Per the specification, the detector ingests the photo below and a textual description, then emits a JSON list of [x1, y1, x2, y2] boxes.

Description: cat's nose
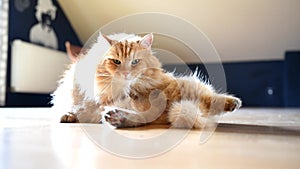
[[122, 72, 129, 78]]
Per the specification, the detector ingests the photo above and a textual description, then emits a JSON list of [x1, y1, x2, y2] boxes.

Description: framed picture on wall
[[1, 0, 82, 107]]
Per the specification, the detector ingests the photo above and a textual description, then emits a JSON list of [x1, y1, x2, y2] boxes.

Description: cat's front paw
[[60, 112, 78, 123], [104, 109, 128, 128], [103, 108, 146, 128], [224, 97, 242, 112], [129, 91, 139, 100]]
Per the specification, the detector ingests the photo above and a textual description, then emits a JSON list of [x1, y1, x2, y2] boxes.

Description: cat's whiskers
[[96, 73, 113, 77], [98, 82, 112, 94]]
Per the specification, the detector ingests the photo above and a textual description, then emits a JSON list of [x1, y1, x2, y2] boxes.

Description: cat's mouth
[[122, 76, 132, 81], [115, 72, 133, 81]]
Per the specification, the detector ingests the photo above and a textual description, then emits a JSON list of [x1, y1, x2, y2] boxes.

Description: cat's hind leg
[[168, 100, 208, 129], [167, 97, 241, 129], [200, 94, 242, 116]]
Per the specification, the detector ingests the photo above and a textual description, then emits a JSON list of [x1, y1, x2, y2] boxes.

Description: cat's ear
[[140, 33, 153, 49], [102, 34, 117, 46]]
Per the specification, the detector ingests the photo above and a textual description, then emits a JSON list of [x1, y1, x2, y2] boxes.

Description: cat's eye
[[131, 59, 140, 65], [112, 59, 121, 65]]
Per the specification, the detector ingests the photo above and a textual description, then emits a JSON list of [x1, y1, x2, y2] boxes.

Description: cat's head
[[98, 33, 162, 80]]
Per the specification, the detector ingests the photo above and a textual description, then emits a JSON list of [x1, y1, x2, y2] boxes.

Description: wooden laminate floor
[[0, 108, 300, 169]]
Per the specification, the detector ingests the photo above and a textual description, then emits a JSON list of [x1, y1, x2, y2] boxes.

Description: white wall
[[58, 0, 300, 62]]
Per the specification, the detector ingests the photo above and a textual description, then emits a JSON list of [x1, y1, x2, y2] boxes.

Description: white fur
[[51, 64, 76, 120]]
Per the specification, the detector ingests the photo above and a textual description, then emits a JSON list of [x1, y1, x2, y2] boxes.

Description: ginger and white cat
[[51, 33, 241, 128]]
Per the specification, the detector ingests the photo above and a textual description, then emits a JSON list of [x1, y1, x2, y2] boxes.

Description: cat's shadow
[[116, 124, 170, 131]]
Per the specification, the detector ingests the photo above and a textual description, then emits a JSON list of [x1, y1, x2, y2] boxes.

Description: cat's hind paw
[[224, 97, 242, 112]]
